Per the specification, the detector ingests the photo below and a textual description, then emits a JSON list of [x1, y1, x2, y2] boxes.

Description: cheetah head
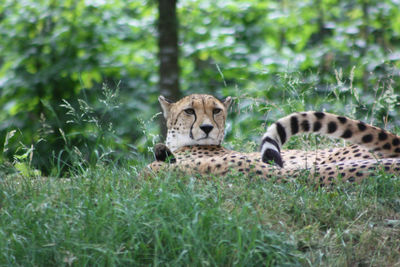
[[159, 94, 232, 151]]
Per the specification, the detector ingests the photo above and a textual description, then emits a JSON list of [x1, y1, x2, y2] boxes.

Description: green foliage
[[179, 0, 400, 90], [0, 0, 158, 173]]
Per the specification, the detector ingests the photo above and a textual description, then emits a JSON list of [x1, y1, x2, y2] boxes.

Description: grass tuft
[[1, 164, 399, 266]]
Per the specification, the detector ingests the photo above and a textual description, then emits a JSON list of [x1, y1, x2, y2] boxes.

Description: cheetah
[[147, 94, 400, 186]]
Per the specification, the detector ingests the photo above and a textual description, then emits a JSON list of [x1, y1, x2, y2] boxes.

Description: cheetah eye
[[213, 108, 222, 115], [184, 108, 195, 115]]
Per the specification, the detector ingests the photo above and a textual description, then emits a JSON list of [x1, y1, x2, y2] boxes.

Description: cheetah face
[[159, 94, 232, 151]]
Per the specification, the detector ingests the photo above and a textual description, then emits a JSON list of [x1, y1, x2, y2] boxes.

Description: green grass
[[1, 162, 400, 266], [1, 57, 399, 266]]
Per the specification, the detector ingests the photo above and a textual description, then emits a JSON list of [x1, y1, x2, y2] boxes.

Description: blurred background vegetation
[[0, 0, 399, 175]]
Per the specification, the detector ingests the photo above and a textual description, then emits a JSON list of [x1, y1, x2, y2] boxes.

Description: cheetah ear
[[222, 96, 232, 110], [158, 95, 173, 119]]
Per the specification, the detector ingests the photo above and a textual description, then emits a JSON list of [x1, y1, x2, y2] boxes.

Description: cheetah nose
[[200, 124, 214, 135]]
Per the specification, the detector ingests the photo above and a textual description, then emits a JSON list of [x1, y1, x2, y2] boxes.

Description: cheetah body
[[148, 94, 400, 185]]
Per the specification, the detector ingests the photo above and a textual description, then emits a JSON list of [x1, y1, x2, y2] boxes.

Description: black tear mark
[[189, 112, 197, 139]]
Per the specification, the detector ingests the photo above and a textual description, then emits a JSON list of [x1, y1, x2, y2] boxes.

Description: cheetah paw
[[154, 143, 176, 163]]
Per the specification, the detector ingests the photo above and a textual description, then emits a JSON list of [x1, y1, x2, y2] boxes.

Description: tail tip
[[262, 148, 283, 167]]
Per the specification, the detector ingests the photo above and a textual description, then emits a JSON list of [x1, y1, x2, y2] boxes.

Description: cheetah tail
[[261, 111, 400, 166]]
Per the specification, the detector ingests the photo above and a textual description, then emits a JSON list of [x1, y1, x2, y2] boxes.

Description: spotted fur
[[147, 94, 400, 186]]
